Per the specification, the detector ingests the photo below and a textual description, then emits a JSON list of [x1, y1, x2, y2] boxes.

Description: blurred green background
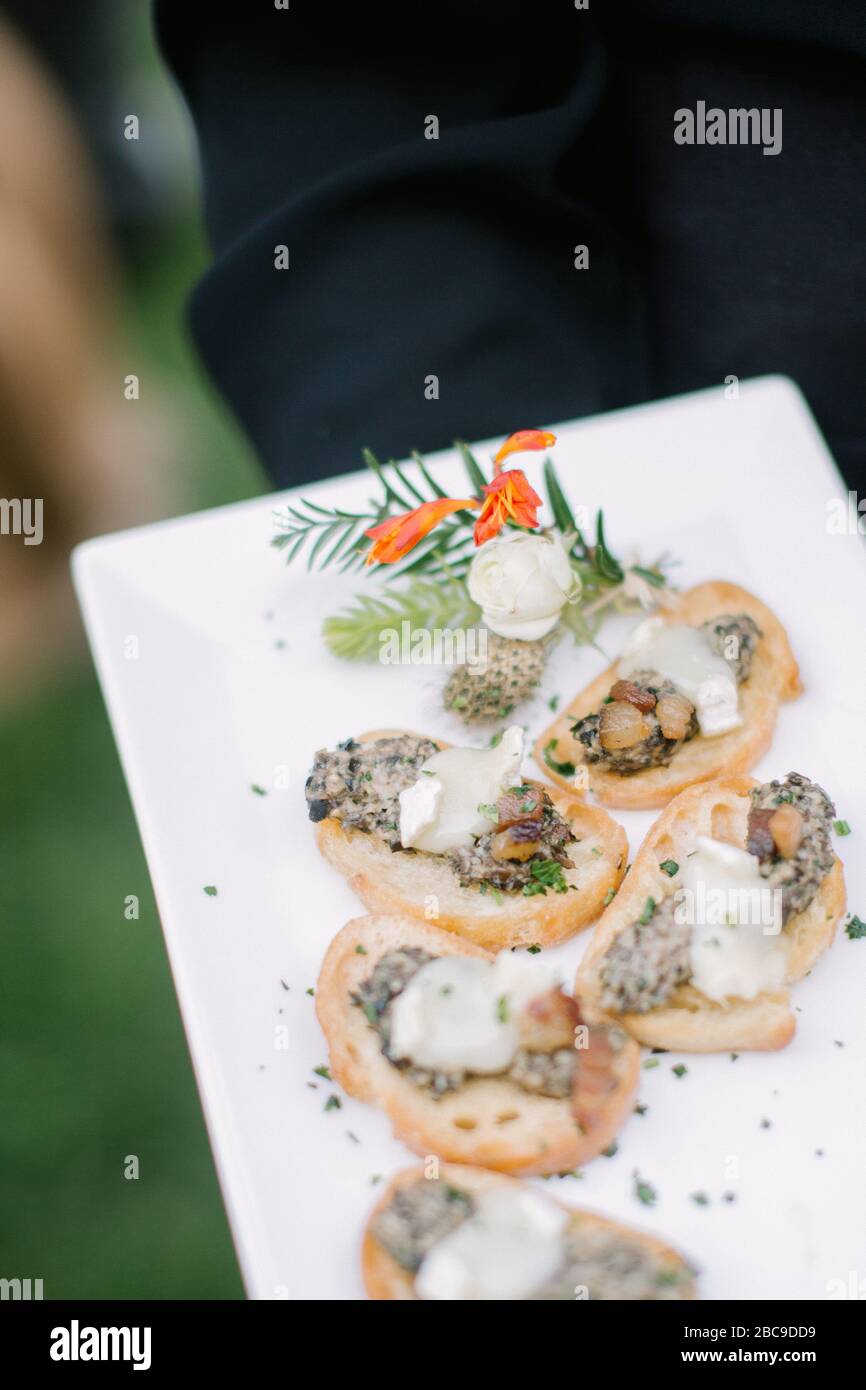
[[0, 2, 264, 1296]]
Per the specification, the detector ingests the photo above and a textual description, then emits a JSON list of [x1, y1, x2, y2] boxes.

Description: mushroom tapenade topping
[[372, 1180, 475, 1273], [598, 897, 692, 1015], [306, 737, 577, 892], [373, 1178, 696, 1299], [597, 771, 836, 1014], [353, 949, 579, 1100], [747, 772, 835, 923], [448, 786, 576, 891], [305, 734, 439, 847], [572, 613, 761, 776]]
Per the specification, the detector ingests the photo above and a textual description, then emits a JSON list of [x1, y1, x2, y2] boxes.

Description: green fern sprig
[[323, 577, 481, 661]]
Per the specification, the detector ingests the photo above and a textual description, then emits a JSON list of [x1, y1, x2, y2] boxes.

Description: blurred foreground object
[[0, 17, 176, 701]]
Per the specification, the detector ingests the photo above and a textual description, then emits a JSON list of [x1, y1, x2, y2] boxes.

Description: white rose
[[467, 531, 580, 641]]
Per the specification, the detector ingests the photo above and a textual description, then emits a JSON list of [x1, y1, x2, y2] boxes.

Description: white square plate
[[74, 376, 866, 1300]]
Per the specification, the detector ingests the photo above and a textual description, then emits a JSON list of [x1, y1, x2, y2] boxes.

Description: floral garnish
[[364, 496, 477, 565], [272, 433, 674, 684], [492, 429, 557, 472], [473, 469, 543, 546]]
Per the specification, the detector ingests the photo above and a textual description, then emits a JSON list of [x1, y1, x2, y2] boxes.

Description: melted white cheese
[[398, 725, 524, 853], [679, 836, 787, 1002], [388, 952, 557, 1074], [618, 618, 741, 737], [415, 1187, 568, 1300]]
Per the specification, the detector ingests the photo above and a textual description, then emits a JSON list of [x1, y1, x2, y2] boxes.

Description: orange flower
[[473, 469, 543, 546], [492, 429, 557, 473], [364, 496, 478, 565]]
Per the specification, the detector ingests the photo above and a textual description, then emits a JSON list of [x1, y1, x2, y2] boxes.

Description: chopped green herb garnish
[[324, 1095, 341, 1112], [638, 896, 656, 925], [313, 1065, 331, 1081], [730, 1052, 739, 1061], [203, 885, 218, 897], [496, 995, 509, 1024], [522, 859, 569, 897], [672, 1063, 688, 1079], [477, 802, 499, 821], [845, 914, 866, 940], [542, 738, 576, 778], [526, 944, 541, 954], [691, 1192, 710, 1207], [834, 820, 851, 836], [548, 694, 560, 712], [251, 784, 267, 796], [634, 1103, 649, 1117], [355, 944, 368, 954], [633, 1171, 657, 1207], [306, 987, 315, 997], [659, 859, 679, 877], [603, 887, 617, 906], [643, 1058, 660, 1070], [602, 1141, 619, 1158], [760, 1116, 771, 1129]]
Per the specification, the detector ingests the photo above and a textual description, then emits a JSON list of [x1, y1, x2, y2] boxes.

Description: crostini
[[363, 1164, 697, 1300], [317, 915, 640, 1175], [535, 581, 801, 809], [578, 772, 846, 1051], [306, 725, 627, 950]]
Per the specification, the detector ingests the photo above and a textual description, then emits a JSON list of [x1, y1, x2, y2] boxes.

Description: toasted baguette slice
[[535, 582, 801, 809], [362, 1164, 697, 1300], [314, 728, 627, 950], [577, 775, 846, 1052], [317, 915, 640, 1175]]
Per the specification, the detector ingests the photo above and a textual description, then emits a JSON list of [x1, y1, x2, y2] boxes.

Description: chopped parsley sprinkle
[[479, 881, 504, 905], [306, 987, 315, 997], [542, 738, 576, 778], [203, 885, 218, 897], [522, 859, 569, 896], [496, 995, 509, 1024], [313, 1065, 331, 1081], [730, 1052, 739, 1061], [371, 1174, 382, 1185], [691, 1192, 710, 1207], [672, 1064, 688, 1079], [603, 887, 617, 906], [355, 944, 368, 954], [774, 789, 794, 804], [251, 784, 267, 797], [324, 1095, 341, 1112], [602, 1141, 619, 1158], [638, 896, 656, 925], [659, 859, 679, 877], [633, 1171, 657, 1207], [834, 820, 851, 836], [548, 694, 560, 712], [845, 914, 866, 940], [643, 1058, 660, 1070], [477, 802, 499, 821], [526, 944, 542, 954], [634, 1103, 649, 1116]]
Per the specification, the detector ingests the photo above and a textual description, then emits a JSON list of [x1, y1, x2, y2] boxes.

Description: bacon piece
[[747, 807, 776, 862], [516, 989, 580, 1053], [768, 805, 804, 859], [599, 700, 649, 750], [494, 789, 543, 832], [572, 1023, 620, 1133], [609, 679, 657, 713], [656, 691, 694, 741]]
